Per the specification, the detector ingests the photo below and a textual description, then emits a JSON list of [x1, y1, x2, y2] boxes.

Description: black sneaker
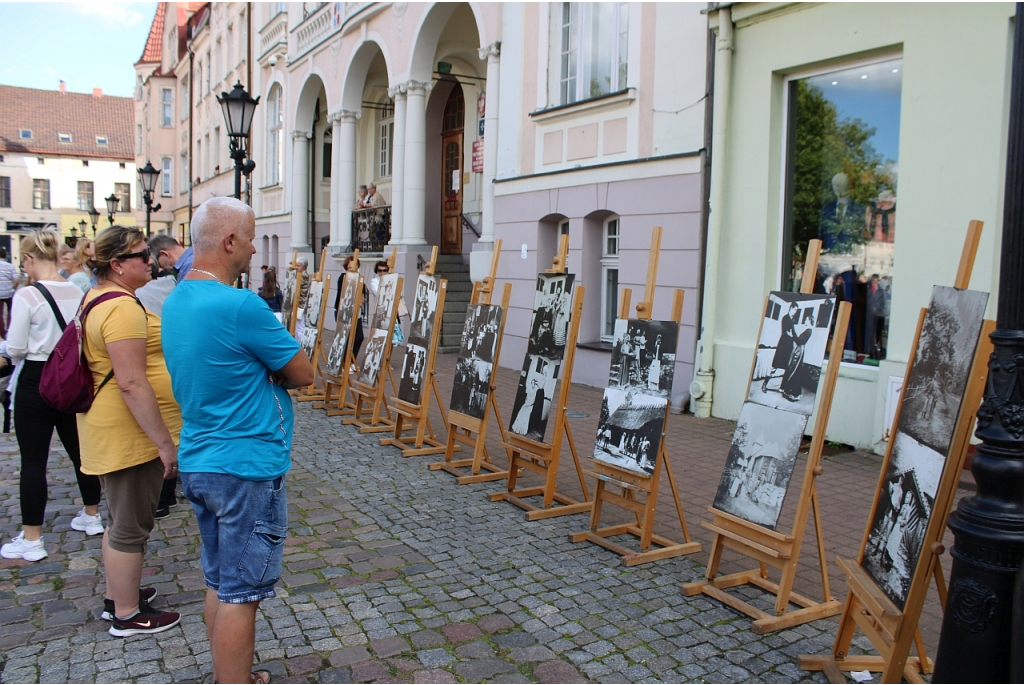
[[108, 606, 180, 637], [154, 506, 170, 519], [101, 587, 159, 621]]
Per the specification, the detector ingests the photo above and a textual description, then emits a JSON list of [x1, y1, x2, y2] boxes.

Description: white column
[[388, 84, 408, 245], [336, 109, 359, 249], [329, 113, 342, 247], [478, 42, 501, 244], [289, 130, 310, 251], [402, 80, 431, 245]]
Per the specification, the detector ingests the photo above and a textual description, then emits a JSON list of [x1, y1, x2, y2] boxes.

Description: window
[[181, 151, 189, 192], [180, 79, 190, 120], [214, 127, 221, 174], [37, 157, 44, 165], [136, 74, 144, 101], [32, 179, 50, 210], [119, 162, 126, 169], [197, 63, 203, 99], [782, 57, 902, 366], [161, 158, 172, 196], [216, 38, 223, 84], [0, 177, 10, 208], [196, 139, 202, 182], [601, 217, 620, 341], [322, 129, 332, 179], [204, 133, 210, 179], [77, 181, 94, 211], [558, 2, 628, 105], [266, 85, 283, 185], [227, 26, 234, 69], [115, 182, 131, 212], [379, 98, 394, 178], [161, 88, 173, 127], [206, 52, 211, 93], [21, 130, 33, 140], [82, 160, 89, 167], [97, 135, 109, 145], [559, 220, 570, 267], [137, 124, 143, 155], [59, 132, 72, 143]]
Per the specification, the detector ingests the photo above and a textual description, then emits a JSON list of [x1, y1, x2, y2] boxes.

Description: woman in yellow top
[[79, 225, 183, 638]]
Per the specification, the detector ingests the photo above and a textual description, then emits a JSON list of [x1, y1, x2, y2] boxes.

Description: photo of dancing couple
[[450, 304, 504, 420]]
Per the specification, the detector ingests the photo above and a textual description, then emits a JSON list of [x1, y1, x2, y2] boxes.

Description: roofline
[[0, 148, 135, 161]]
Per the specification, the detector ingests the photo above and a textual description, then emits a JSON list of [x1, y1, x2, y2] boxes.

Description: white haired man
[[162, 197, 314, 685]]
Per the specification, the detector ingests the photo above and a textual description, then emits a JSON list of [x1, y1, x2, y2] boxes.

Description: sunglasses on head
[[116, 247, 152, 262]]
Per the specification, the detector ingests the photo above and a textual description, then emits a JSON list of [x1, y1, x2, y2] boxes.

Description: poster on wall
[[746, 292, 834, 416], [862, 285, 989, 608], [591, 319, 679, 476], [450, 304, 503, 420], [508, 274, 574, 441], [325, 273, 359, 376]]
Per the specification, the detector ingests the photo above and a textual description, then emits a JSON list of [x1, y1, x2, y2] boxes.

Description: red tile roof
[[0, 85, 134, 160], [137, 2, 166, 65]]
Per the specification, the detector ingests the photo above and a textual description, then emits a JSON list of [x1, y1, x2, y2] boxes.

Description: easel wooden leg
[[564, 420, 590, 501]]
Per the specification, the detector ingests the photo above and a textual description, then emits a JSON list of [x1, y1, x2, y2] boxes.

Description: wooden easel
[[296, 249, 330, 403], [489, 235, 592, 520], [345, 249, 404, 432], [316, 251, 364, 417], [284, 250, 302, 336], [569, 227, 701, 565], [800, 221, 993, 683], [380, 246, 454, 457], [682, 239, 851, 632], [429, 241, 515, 484]]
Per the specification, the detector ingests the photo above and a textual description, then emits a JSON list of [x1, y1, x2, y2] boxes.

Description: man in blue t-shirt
[[162, 197, 313, 685]]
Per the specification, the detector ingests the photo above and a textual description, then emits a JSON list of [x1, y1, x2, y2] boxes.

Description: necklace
[[191, 269, 224, 284]]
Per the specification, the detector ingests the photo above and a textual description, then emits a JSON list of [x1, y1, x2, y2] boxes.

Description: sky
[[0, 2, 158, 98]]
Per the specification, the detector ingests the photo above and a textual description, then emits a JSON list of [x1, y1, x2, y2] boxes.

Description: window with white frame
[[379, 98, 394, 178], [181, 151, 189, 192], [161, 88, 173, 127], [136, 75, 144, 101], [266, 85, 283, 185], [600, 216, 620, 341], [206, 52, 211, 93], [180, 79, 189, 120], [214, 127, 221, 173], [0, 177, 10, 208], [161, 157, 172, 196], [77, 181, 94, 211], [32, 179, 50, 210], [115, 182, 131, 212], [557, 2, 628, 106]]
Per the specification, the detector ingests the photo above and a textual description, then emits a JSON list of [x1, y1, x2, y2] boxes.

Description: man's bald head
[[191, 197, 255, 255]]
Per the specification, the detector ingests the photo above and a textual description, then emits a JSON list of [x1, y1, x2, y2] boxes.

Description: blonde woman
[[59, 242, 91, 293], [0, 229, 102, 562]]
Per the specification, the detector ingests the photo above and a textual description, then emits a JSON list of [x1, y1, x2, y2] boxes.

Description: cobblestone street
[[0, 352, 960, 684]]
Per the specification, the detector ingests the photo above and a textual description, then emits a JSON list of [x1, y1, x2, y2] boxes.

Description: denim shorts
[[180, 472, 288, 604]]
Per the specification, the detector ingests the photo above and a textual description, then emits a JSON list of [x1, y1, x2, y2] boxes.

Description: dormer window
[[59, 133, 72, 143], [96, 135, 109, 145], [20, 130, 33, 140]]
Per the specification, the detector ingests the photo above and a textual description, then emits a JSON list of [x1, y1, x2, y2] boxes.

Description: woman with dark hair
[[260, 270, 283, 318], [0, 229, 102, 562]]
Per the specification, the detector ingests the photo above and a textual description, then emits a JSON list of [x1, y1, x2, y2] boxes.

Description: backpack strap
[[33, 283, 67, 331], [78, 291, 146, 397]]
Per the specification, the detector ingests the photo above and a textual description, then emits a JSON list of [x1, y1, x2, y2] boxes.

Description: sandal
[[250, 671, 271, 684]]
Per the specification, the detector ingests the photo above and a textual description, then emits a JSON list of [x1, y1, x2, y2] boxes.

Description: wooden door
[[440, 84, 465, 255]]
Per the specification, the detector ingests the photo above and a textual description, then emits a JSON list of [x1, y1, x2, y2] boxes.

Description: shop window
[[266, 85, 283, 186], [601, 217, 620, 341], [77, 181, 94, 211], [783, 57, 902, 365], [0, 177, 10, 208], [32, 179, 50, 210], [116, 182, 131, 212], [556, 2, 628, 106]]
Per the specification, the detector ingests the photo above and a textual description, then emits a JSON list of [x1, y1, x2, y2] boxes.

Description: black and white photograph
[[897, 285, 989, 453], [712, 402, 808, 530], [508, 354, 560, 441], [371, 273, 399, 330], [356, 328, 389, 386], [526, 274, 574, 361], [747, 292, 834, 416], [862, 431, 942, 608], [592, 387, 668, 476], [325, 273, 360, 376], [282, 269, 296, 325], [305, 279, 324, 327], [299, 319, 319, 361], [607, 319, 679, 399], [398, 343, 428, 405], [449, 304, 504, 419], [408, 275, 441, 343], [325, 326, 349, 377]]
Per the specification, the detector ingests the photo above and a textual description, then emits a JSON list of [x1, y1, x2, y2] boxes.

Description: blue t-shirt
[[174, 247, 194, 283], [162, 280, 300, 480]]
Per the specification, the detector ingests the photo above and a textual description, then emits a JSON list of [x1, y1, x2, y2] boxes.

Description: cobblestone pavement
[[0, 349, 961, 683]]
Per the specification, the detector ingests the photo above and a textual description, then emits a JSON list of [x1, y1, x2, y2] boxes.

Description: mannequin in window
[[818, 172, 866, 251]]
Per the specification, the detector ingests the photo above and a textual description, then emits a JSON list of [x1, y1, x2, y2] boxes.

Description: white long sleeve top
[[2, 281, 84, 362]]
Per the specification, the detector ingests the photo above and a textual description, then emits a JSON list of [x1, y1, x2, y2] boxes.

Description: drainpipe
[[690, 5, 732, 418]]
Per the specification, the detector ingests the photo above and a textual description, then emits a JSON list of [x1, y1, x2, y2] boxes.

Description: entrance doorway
[[440, 84, 464, 255]]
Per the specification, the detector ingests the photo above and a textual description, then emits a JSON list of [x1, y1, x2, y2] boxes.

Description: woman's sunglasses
[[116, 248, 152, 262]]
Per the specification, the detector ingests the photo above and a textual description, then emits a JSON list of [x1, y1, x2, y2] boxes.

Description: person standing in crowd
[[0, 229, 103, 562], [260, 269, 284, 321], [163, 197, 313, 685], [293, 256, 310, 342], [78, 225, 182, 636], [75, 239, 97, 288], [61, 242, 91, 293], [0, 247, 19, 337]]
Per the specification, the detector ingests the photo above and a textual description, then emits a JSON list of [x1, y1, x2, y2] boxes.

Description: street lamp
[[217, 81, 260, 200], [76, 220, 85, 237], [137, 161, 162, 238], [87, 206, 100, 236], [105, 193, 119, 226], [933, 3, 1024, 682]]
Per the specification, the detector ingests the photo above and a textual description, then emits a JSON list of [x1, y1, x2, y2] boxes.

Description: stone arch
[[339, 37, 393, 113], [407, 3, 487, 83], [294, 71, 329, 133]]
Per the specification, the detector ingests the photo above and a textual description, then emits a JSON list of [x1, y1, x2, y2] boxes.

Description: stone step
[[444, 281, 474, 293], [434, 253, 466, 264]]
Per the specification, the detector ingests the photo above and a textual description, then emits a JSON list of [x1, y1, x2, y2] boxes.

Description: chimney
[[59, 80, 66, 94], [93, 87, 103, 98]]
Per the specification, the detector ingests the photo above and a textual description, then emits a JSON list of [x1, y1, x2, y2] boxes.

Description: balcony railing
[[350, 205, 391, 253], [291, 2, 375, 60], [259, 11, 288, 60]]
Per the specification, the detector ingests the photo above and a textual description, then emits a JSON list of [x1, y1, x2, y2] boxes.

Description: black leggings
[[15, 361, 101, 526]]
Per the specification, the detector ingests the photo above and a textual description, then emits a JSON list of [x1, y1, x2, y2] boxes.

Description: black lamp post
[[105, 193, 119, 226], [933, 3, 1024, 681], [137, 161, 162, 238], [87, 206, 100, 236], [217, 81, 259, 200]]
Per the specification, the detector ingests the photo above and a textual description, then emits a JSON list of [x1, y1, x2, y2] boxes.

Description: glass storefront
[[783, 57, 902, 366]]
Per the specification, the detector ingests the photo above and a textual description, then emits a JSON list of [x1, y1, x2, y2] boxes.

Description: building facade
[[0, 84, 136, 260]]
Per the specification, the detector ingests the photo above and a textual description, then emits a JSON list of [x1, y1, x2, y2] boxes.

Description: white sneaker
[[71, 509, 104, 536], [0, 532, 48, 561]]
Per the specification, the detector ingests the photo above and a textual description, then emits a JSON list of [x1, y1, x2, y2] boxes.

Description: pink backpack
[[36, 287, 142, 413]]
